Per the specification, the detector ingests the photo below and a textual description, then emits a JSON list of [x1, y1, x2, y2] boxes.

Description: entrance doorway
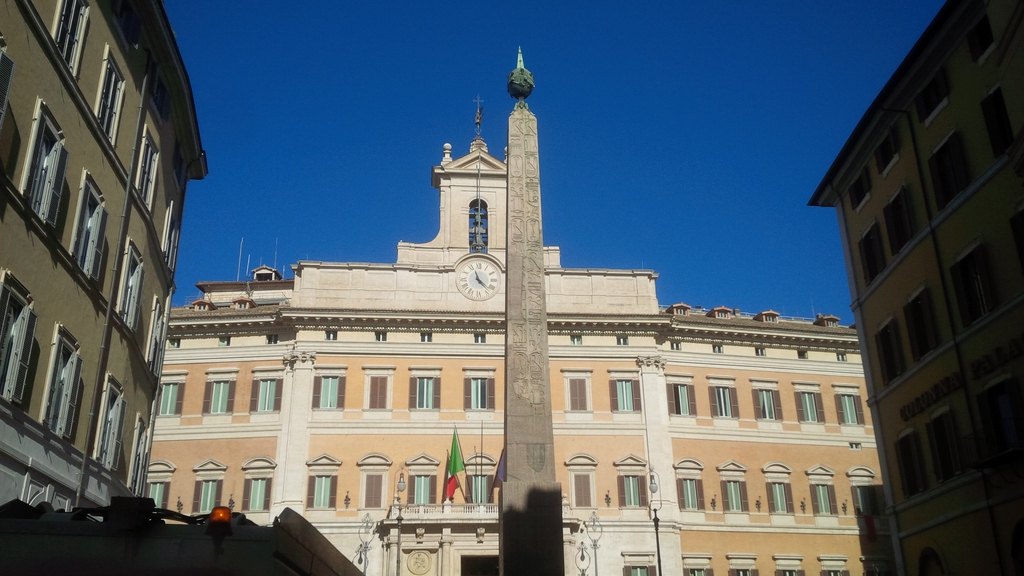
[[462, 555, 499, 576]]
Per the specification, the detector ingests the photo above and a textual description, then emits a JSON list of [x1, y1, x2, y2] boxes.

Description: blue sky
[[164, 1, 944, 322]]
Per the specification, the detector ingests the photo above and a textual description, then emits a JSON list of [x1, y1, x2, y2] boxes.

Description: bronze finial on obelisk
[[499, 49, 564, 576]]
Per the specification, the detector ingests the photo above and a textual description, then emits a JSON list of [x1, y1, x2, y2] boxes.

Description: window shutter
[[696, 478, 705, 510], [928, 148, 948, 210], [174, 382, 185, 415], [793, 392, 804, 421], [710, 386, 719, 416], [12, 309, 37, 403], [949, 259, 970, 327], [338, 376, 346, 409], [676, 477, 684, 509], [486, 475, 494, 503], [487, 378, 495, 410], [720, 480, 729, 510], [575, 474, 591, 508], [329, 476, 338, 508], [307, 476, 316, 508], [765, 482, 775, 512], [894, 440, 911, 497], [729, 570, 738, 576], [274, 378, 283, 411], [215, 480, 223, 507], [851, 395, 864, 425], [312, 376, 321, 409], [784, 483, 794, 513], [883, 201, 899, 256], [631, 379, 641, 411], [433, 377, 441, 409], [667, 383, 678, 415], [250, 379, 260, 413], [752, 388, 761, 418], [827, 485, 838, 515], [242, 478, 251, 511], [920, 290, 938, 351], [813, 392, 825, 423], [366, 474, 382, 508], [62, 354, 83, 438], [466, 474, 474, 502], [409, 377, 417, 409], [707, 570, 715, 576], [464, 377, 472, 409], [926, 420, 944, 482], [263, 478, 272, 510], [226, 380, 236, 413], [192, 480, 202, 513], [160, 483, 170, 509], [44, 144, 69, 226], [429, 474, 437, 504], [739, 481, 748, 511], [378, 377, 388, 409], [73, 198, 90, 263], [751, 570, 760, 576], [111, 397, 127, 470], [609, 379, 618, 411], [0, 52, 15, 129], [947, 132, 969, 200], [648, 565, 657, 576], [638, 475, 648, 507], [90, 208, 107, 279], [129, 266, 145, 330], [622, 567, 630, 576], [835, 394, 846, 424], [810, 484, 820, 514], [729, 387, 739, 418], [616, 476, 626, 507], [974, 246, 996, 311], [687, 384, 697, 416], [772, 390, 783, 420]]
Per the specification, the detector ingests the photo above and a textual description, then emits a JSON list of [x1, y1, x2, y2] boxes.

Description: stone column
[[636, 355, 678, 522], [271, 348, 316, 517], [439, 534, 453, 576]]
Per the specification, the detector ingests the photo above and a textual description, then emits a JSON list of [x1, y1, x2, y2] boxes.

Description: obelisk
[[499, 48, 564, 576]]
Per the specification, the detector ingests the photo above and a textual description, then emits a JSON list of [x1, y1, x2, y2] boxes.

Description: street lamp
[[574, 538, 591, 576], [586, 510, 603, 576], [395, 468, 406, 576], [649, 469, 663, 576], [356, 512, 374, 574]]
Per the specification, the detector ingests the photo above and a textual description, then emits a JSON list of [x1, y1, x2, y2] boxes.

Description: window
[[158, 382, 182, 416], [712, 344, 723, 354], [127, 418, 149, 494], [796, 391, 825, 423], [568, 378, 588, 411], [670, 341, 681, 351], [950, 245, 995, 327], [721, 479, 747, 512], [97, 380, 126, 469], [119, 247, 144, 330], [363, 473, 384, 508], [469, 474, 493, 504], [420, 332, 432, 343], [218, 336, 230, 347], [836, 393, 865, 425], [0, 281, 37, 404], [54, 0, 88, 71], [150, 76, 170, 120], [112, 0, 140, 45], [628, 568, 649, 576], [904, 290, 938, 361], [266, 334, 278, 345], [875, 128, 899, 172], [927, 411, 961, 482], [978, 88, 1011, 155], [203, 380, 234, 414], [465, 377, 494, 410], [668, 383, 696, 416], [243, 477, 271, 511], [616, 335, 629, 346], [928, 132, 969, 210], [883, 188, 915, 254], [688, 571, 708, 576], [754, 388, 781, 421], [146, 300, 166, 375], [755, 347, 766, 357], [474, 333, 486, 344], [136, 134, 158, 207], [847, 166, 871, 208], [411, 475, 437, 504], [43, 331, 82, 438], [915, 67, 949, 121], [766, 481, 792, 513], [0, 51, 14, 130], [858, 223, 886, 283], [851, 485, 878, 516], [967, 14, 994, 60], [895, 431, 926, 497], [195, 479, 222, 514], [25, 110, 69, 226], [368, 376, 388, 409], [876, 320, 906, 384], [172, 143, 187, 189], [411, 376, 439, 410], [677, 477, 704, 510], [617, 475, 647, 508], [375, 331, 387, 342], [72, 180, 107, 279], [168, 338, 180, 349], [309, 475, 337, 509], [611, 378, 641, 412], [97, 55, 124, 140], [710, 385, 738, 418], [978, 380, 1024, 458], [570, 334, 583, 346], [148, 481, 169, 509], [468, 198, 488, 252], [325, 330, 337, 341], [811, 483, 837, 515], [797, 350, 809, 360], [314, 375, 345, 410], [837, 353, 847, 362], [250, 378, 281, 413]]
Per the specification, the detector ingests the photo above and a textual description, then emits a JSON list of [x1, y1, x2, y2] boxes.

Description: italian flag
[[444, 428, 465, 501]]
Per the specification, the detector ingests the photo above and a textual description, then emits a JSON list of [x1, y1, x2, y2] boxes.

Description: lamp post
[[395, 469, 406, 576], [574, 538, 591, 576], [356, 513, 374, 574], [649, 469, 663, 576], [586, 511, 603, 576]]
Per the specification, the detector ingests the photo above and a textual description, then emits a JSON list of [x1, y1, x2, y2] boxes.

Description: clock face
[[456, 259, 501, 301]]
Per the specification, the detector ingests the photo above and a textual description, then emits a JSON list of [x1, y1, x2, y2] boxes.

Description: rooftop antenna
[[246, 254, 251, 279], [236, 237, 244, 282], [273, 238, 279, 271], [469, 95, 487, 253]]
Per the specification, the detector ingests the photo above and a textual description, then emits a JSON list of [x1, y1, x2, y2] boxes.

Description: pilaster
[[271, 348, 316, 517]]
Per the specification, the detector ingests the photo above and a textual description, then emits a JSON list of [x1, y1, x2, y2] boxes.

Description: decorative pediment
[[761, 462, 792, 474], [613, 454, 648, 468], [805, 464, 836, 477], [444, 149, 506, 171], [405, 453, 441, 467], [674, 458, 704, 471], [716, 460, 748, 472], [846, 466, 875, 479], [466, 452, 497, 467], [305, 453, 342, 467], [565, 453, 598, 467], [192, 459, 227, 472], [242, 456, 277, 470], [357, 453, 392, 467], [148, 460, 176, 473]]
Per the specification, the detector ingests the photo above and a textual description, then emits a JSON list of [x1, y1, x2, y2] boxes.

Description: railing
[[960, 418, 1024, 469], [388, 502, 573, 518]]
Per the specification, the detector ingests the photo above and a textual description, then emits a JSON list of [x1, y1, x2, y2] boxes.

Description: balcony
[[385, 501, 573, 522], [960, 418, 1024, 469]]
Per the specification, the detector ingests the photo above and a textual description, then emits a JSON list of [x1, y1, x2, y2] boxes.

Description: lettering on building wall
[[899, 373, 963, 421]]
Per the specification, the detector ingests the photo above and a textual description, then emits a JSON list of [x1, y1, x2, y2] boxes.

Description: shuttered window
[[25, 111, 69, 227], [368, 376, 388, 409], [43, 333, 82, 438], [950, 245, 995, 328], [568, 378, 588, 411], [119, 247, 145, 331], [72, 181, 107, 279], [158, 382, 183, 416], [315, 375, 345, 409], [243, 478, 270, 511], [0, 283, 38, 404], [928, 132, 969, 211], [710, 386, 739, 418], [669, 383, 697, 416], [363, 474, 384, 508], [97, 381, 127, 469], [572, 473, 592, 508], [136, 134, 159, 208]]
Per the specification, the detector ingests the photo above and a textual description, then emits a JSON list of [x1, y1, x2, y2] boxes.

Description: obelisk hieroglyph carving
[[499, 48, 564, 576]]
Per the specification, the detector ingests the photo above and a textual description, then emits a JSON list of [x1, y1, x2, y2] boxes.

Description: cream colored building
[[151, 132, 890, 576], [0, 0, 206, 509]]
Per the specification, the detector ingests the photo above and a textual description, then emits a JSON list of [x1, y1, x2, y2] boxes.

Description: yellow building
[[0, 0, 206, 508], [151, 134, 890, 576], [809, 0, 1023, 574]]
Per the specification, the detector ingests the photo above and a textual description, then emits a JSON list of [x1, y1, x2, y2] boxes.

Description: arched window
[[469, 199, 488, 253]]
